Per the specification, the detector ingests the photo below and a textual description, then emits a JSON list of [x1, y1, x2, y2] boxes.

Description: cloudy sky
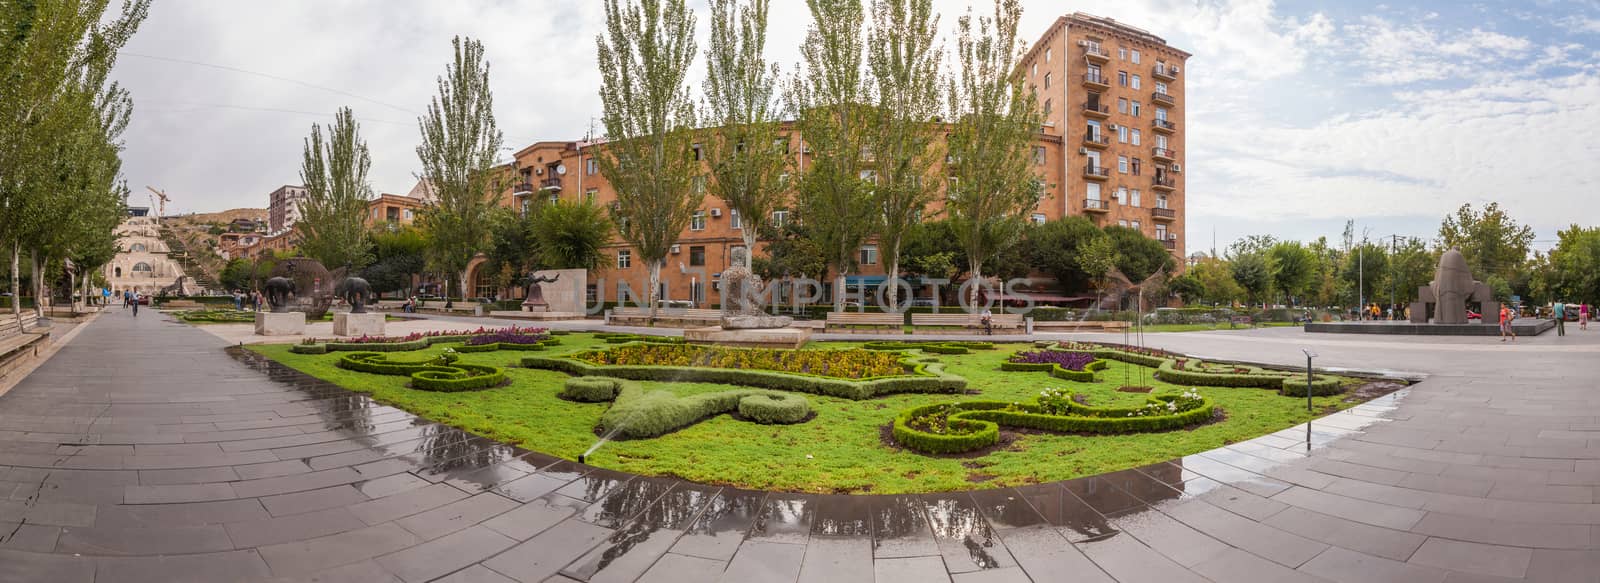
[[110, 0, 1600, 253]]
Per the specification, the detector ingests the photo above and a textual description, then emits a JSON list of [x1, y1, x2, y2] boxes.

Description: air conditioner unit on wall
[[710, 208, 722, 217], [1106, 123, 1118, 130], [1078, 148, 1089, 155], [671, 245, 681, 254], [1171, 66, 1180, 74], [1171, 163, 1182, 173]]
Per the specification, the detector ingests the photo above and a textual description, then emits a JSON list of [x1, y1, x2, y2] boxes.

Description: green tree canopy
[[298, 107, 374, 271], [1437, 202, 1534, 282]]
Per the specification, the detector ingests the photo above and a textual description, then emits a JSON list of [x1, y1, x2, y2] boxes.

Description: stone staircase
[[158, 224, 220, 293]]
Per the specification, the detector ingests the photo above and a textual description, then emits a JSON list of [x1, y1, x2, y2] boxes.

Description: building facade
[[103, 207, 195, 296], [267, 185, 308, 232], [1019, 12, 1188, 259], [469, 12, 1186, 306]]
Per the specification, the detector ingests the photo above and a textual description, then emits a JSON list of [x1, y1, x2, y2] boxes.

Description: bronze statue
[[720, 248, 792, 329], [521, 272, 561, 311], [264, 276, 295, 313], [337, 276, 372, 314]]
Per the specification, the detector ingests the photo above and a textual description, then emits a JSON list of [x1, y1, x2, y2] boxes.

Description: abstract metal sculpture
[[263, 276, 295, 313]]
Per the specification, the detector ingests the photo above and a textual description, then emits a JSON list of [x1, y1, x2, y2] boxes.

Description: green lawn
[[251, 334, 1357, 494]]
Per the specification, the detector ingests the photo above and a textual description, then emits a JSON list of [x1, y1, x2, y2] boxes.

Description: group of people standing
[[1356, 303, 1408, 321], [230, 289, 266, 312], [1500, 302, 1591, 342]]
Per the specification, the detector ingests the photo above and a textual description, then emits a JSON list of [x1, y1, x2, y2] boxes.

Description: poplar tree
[[945, 0, 1041, 305], [416, 36, 504, 308], [596, 0, 701, 319], [790, 0, 875, 312], [299, 107, 375, 271], [702, 0, 787, 270], [866, 0, 944, 307]]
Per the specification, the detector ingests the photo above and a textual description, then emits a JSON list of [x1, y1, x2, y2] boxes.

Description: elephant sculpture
[[336, 277, 372, 314], [263, 276, 296, 313]]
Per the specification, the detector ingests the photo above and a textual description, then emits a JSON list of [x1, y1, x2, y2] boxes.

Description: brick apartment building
[[469, 12, 1186, 306], [267, 185, 309, 232]]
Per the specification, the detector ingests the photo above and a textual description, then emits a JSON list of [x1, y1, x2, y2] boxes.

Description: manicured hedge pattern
[[175, 309, 256, 323], [452, 338, 561, 353], [335, 352, 506, 392], [595, 333, 686, 344], [998, 358, 1109, 382], [1040, 343, 1347, 397], [566, 379, 816, 438], [522, 344, 965, 400], [893, 393, 1216, 454], [861, 341, 997, 355], [736, 393, 811, 424], [561, 377, 620, 402]]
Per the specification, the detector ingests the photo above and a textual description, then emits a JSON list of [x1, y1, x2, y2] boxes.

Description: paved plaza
[[1, 311, 1599, 582]]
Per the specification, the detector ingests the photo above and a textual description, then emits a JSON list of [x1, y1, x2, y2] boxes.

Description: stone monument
[[684, 249, 810, 348], [1410, 248, 1498, 325], [488, 268, 586, 321], [333, 276, 383, 337], [521, 273, 560, 312], [256, 268, 306, 336]]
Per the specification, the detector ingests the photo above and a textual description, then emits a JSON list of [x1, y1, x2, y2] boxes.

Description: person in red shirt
[[1499, 305, 1516, 343]]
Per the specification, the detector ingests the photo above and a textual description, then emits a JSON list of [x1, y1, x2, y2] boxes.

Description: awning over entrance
[[843, 275, 887, 286]]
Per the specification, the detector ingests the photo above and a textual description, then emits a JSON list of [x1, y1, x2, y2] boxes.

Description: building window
[[1087, 119, 1102, 138], [1118, 48, 1127, 60], [1156, 224, 1168, 240], [1042, 98, 1051, 116], [859, 169, 876, 184], [1132, 220, 1142, 232], [778, 172, 790, 186], [1046, 47, 1052, 62], [617, 249, 632, 269], [520, 198, 532, 217], [692, 175, 706, 194], [1118, 219, 1128, 228], [1118, 98, 1128, 113], [1131, 49, 1141, 64], [690, 210, 707, 231], [1031, 62, 1036, 77], [1156, 81, 1168, 95], [1131, 129, 1141, 146], [1086, 183, 1101, 201], [1117, 156, 1128, 174], [859, 245, 878, 266], [1132, 75, 1142, 90], [1115, 187, 1127, 205], [1131, 189, 1142, 207], [585, 188, 598, 203], [1131, 158, 1142, 175], [692, 143, 703, 161], [474, 268, 496, 299], [1156, 107, 1168, 121], [730, 208, 742, 229], [1118, 126, 1128, 143], [1156, 134, 1169, 149], [1033, 146, 1046, 166], [691, 280, 705, 305], [548, 192, 560, 204], [771, 210, 789, 227], [1031, 213, 1047, 224], [1043, 72, 1051, 89], [403, 209, 414, 220], [1131, 101, 1141, 117], [1157, 193, 1169, 209], [132, 262, 152, 272], [586, 158, 597, 175], [1118, 71, 1128, 86], [130, 243, 146, 252], [689, 245, 706, 266]]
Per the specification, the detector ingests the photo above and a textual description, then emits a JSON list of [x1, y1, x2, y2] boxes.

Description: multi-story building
[[365, 192, 427, 229], [267, 185, 309, 232], [1019, 12, 1188, 259], [103, 207, 196, 296], [468, 12, 1186, 306]]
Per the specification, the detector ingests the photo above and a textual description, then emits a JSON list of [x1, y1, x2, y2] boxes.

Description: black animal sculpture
[[337, 277, 372, 314], [264, 277, 296, 313]]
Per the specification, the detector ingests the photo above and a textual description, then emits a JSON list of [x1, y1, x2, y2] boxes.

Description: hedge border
[[1042, 343, 1346, 397], [297, 332, 556, 354], [522, 342, 965, 400], [861, 341, 997, 355], [892, 393, 1216, 454], [561, 377, 621, 402], [335, 352, 506, 392], [560, 378, 818, 438], [998, 358, 1109, 382], [736, 393, 811, 424]]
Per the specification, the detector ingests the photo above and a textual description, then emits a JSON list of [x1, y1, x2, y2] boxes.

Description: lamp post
[[1301, 347, 1317, 451]]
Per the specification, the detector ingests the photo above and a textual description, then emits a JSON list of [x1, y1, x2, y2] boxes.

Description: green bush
[[737, 393, 812, 424], [892, 391, 1215, 454], [1280, 375, 1344, 397], [592, 384, 816, 438], [336, 352, 505, 392], [998, 358, 1108, 382], [861, 341, 996, 355], [561, 377, 620, 402], [289, 343, 328, 354], [523, 351, 964, 400], [549, 329, 572, 336]]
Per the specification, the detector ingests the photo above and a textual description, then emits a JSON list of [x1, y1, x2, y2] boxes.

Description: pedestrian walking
[[1582, 303, 1590, 331], [1554, 302, 1567, 337], [131, 291, 140, 317], [101, 287, 110, 306], [122, 289, 130, 308], [1500, 304, 1515, 342]]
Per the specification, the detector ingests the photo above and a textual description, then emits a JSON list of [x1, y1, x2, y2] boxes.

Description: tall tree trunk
[[10, 243, 20, 328], [885, 241, 902, 309], [647, 259, 662, 322], [740, 230, 757, 270], [458, 270, 469, 307], [31, 250, 43, 319], [968, 256, 983, 307]]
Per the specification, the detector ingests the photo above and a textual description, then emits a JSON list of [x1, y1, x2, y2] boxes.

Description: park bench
[[1031, 320, 1132, 332], [910, 312, 1025, 335], [607, 307, 723, 328], [0, 312, 47, 383], [824, 312, 904, 334]]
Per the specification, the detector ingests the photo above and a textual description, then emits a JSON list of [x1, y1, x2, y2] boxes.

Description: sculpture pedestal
[[521, 302, 548, 312], [684, 326, 811, 349], [334, 312, 385, 337], [255, 312, 306, 336]]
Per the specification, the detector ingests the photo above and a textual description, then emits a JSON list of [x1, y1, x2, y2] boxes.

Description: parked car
[[909, 298, 938, 308], [1467, 310, 1481, 320]]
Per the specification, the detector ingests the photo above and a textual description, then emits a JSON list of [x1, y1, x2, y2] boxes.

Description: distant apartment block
[[267, 185, 308, 232]]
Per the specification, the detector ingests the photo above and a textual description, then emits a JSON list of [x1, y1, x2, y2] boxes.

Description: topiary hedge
[[452, 338, 560, 353], [522, 345, 965, 400], [737, 393, 811, 424], [290, 343, 328, 354], [561, 377, 621, 402], [597, 333, 685, 344], [861, 341, 997, 355], [893, 389, 1215, 455], [1280, 374, 1344, 397], [1041, 342, 1347, 398], [335, 352, 506, 392]]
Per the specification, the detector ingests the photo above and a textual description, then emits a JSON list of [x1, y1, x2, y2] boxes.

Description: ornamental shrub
[[335, 352, 505, 392], [572, 343, 909, 380], [737, 393, 812, 424], [1280, 374, 1344, 396], [892, 389, 1214, 454], [523, 351, 965, 400], [594, 384, 815, 438], [561, 377, 620, 402]]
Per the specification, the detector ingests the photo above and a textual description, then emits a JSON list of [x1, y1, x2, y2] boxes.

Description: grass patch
[[251, 333, 1363, 494]]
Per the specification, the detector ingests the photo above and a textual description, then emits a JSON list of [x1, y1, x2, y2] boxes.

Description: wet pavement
[[1, 313, 1597, 581]]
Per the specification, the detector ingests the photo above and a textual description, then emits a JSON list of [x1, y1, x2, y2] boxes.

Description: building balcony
[[540, 177, 562, 191], [512, 182, 533, 196], [1152, 65, 1178, 82], [1082, 73, 1110, 91], [1083, 164, 1111, 181], [1152, 207, 1176, 221], [1162, 236, 1178, 250], [1084, 45, 1110, 64], [1152, 175, 1176, 191], [1083, 133, 1111, 149], [1152, 119, 1176, 134], [1083, 102, 1110, 119], [1151, 91, 1175, 106], [1084, 198, 1110, 213], [1152, 147, 1175, 162]]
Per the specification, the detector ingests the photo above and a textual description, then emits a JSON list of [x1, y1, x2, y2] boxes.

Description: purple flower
[[1009, 350, 1097, 371]]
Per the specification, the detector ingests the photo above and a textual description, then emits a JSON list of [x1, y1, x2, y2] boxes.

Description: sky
[[108, 0, 1600, 254]]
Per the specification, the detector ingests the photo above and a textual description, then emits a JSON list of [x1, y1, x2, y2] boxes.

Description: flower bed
[[523, 343, 965, 400], [593, 332, 686, 344], [175, 309, 256, 323], [861, 341, 996, 355], [292, 326, 552, 354], [999, 350, 1109, 382], [893, 388, 1214, 454], [335, 349, 506, 392]]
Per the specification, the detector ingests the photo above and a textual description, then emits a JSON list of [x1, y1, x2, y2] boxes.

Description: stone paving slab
[[0, 310, 1597, 581]]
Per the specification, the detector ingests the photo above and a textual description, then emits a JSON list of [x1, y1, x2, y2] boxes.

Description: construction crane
[[145, 186, 170, 219]]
